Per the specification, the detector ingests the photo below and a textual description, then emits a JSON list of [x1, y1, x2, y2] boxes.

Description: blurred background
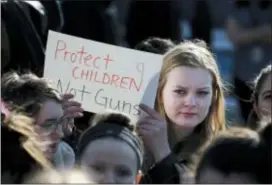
[[2, 0, 272, 126]]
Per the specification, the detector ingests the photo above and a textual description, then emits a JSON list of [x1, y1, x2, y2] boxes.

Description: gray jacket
[[53, 141, 75, 170]]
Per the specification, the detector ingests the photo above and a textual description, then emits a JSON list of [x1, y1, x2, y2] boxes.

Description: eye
[[197, 91, 209, 96], [173, 89, 186, 95], [264, 94, 272, 100], [116, 167, 132, 177], [91, 164, 105, 173], [42, 120, 55, 129]]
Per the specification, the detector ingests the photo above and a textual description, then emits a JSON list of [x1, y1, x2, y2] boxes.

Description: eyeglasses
[[40, 116, 73, 133]]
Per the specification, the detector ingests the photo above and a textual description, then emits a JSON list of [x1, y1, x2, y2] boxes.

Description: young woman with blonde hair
[[137, 39, 226, 183]]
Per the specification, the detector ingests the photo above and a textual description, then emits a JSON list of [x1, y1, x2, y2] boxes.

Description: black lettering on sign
[[94, 88, 141, 115], [57, 79, 91, 101]]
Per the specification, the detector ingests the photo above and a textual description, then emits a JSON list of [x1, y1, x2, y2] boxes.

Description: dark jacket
[[1, 0, 45, 76], [140, 127, 209, 184], [140, 153, 181, 184]]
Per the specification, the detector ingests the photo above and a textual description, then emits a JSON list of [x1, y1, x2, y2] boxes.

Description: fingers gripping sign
[[139, 104, 162, 120], [61, 93, 84, 136], [137, 104, 171, 163]]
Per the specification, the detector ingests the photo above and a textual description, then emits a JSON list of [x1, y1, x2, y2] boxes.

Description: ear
[[253, 102, 261, 119]]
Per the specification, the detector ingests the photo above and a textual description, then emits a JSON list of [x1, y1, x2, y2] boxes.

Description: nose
[[184, 94, 197, 107], [101, 171, 116, 184], [50, 125, 64, 142]]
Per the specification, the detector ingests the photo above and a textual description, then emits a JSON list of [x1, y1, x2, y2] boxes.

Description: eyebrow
[[117, 164, 131, 170], [261, 90, 272, 95], [174, 85, 211, 90]]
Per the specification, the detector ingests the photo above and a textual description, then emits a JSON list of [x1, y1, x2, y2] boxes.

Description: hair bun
[[135, 37, 175, 54], [91, 111, 135, 132], [191, 39, 209, 49]]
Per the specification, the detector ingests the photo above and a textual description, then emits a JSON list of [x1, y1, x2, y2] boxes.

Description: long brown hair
[[155, 40, 226, 145], [1, 71, 61, 117]]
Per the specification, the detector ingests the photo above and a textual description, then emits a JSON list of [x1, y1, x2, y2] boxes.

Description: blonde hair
[[23, 168, 92, 183], [2, 110, 52, 183], [155, 40, 226, 140], [4, 111, 52, 169]]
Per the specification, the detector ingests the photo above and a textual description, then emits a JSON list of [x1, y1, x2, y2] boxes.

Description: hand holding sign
[[137, 104, 171, 163], [44, 31, 163, 119], [61, 93, 84, 136]]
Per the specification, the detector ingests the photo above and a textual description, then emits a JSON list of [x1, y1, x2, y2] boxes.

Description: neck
[[172, 125, 194, 142]]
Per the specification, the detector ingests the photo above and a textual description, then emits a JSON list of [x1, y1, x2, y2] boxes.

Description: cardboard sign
[[44, 31, 163, 119]]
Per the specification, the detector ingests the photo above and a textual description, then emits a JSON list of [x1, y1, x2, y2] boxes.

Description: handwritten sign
[[43, 31, 163, 119]]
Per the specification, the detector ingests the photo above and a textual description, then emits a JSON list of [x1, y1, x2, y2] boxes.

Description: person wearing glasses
[[1, 71, 83, 169]]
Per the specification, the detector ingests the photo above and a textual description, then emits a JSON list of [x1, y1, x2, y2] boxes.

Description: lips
[[182, 112, 196, 115], [182, 112, 197, 118]]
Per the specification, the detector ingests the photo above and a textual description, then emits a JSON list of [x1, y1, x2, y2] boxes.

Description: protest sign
[[44, 31, 163, 119]]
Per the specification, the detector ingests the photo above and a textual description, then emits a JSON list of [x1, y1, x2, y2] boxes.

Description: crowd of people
[[1, 0, 272, 184]]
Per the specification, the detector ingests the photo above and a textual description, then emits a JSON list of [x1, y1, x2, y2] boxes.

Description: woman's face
[[255, 74, 272, 120], [35, 99, 64, 158], [162, 66, 213, 128], [80, 138, 138, 184]]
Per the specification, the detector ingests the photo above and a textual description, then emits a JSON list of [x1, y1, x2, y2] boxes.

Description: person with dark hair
[[1, 100, 52, 183], [1, 0, 46, 76], [134, 37, 175, 54], [196, 124, 271, 184], [226, 0, 272, 123], [1, 72, 83, 170], [247, 64, 271, 130], [77, 111, 144, 184]]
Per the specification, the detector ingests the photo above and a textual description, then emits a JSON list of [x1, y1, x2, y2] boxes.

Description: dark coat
[[140, 126, 209, 184], [1, 0, 45, 76]]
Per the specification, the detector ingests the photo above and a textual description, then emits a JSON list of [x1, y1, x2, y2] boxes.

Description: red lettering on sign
[[54, 40, 114, 70], [70, 67, 142, 92], [55, 40, 66, 60]]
